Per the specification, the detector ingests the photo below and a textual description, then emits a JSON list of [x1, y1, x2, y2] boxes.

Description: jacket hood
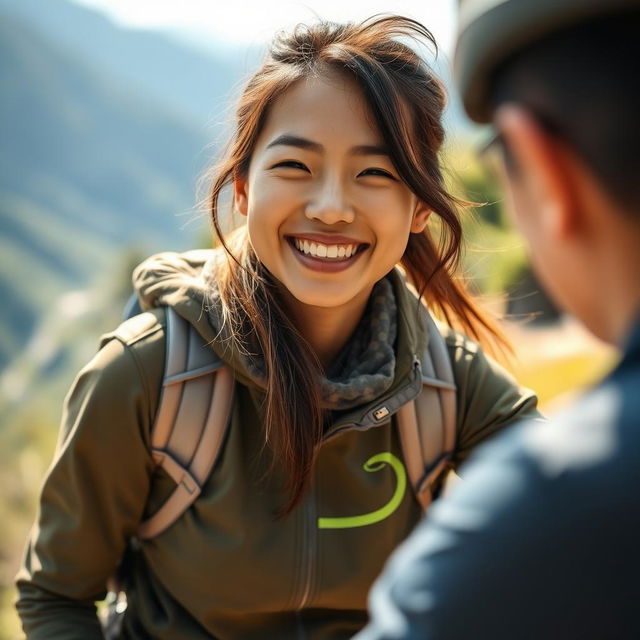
[[133, 249, 426, 410]]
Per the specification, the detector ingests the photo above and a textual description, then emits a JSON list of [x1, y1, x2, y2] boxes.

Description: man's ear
[[410, 202, 431, 234], [234, 170, 249, 216], [496, 104, 580, 240]]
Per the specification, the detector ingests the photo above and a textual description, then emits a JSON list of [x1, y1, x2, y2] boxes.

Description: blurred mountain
[[0, 0, 253, 124], [0, 1, 254, 371]]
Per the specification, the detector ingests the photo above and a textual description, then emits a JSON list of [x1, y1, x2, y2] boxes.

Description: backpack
[[138, 303, 457, 539], [103, 302, 457, 635]]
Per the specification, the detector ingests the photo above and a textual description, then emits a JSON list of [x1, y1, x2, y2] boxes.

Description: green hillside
[[0, 10, 214, 367], [0, 0, 250, 124]]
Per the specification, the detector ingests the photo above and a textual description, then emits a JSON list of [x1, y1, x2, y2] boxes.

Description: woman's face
[[234, 70, 429, 318]]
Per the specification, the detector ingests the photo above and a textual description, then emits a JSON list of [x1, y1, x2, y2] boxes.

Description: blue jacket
[[358, 320, 640, 639]]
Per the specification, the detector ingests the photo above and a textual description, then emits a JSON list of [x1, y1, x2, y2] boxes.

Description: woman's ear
[[410, 202, 431, 234], [234, 170, 249, 216]]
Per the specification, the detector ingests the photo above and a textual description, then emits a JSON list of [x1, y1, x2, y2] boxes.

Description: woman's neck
[[281, 288, 372, 370]]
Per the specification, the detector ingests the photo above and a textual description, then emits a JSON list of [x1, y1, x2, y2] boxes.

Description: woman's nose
[[304, 180, 355, 225]]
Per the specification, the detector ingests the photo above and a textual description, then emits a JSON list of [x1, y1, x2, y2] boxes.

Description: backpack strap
[[137, 307, 234, 540], [396, 305, 457, 511]]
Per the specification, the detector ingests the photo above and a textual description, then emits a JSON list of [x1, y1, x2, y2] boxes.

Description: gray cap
[[454, 0, 640, 123]]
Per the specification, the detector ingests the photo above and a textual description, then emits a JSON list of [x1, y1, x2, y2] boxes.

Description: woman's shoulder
[[101, 307, 167, 349], [437, 322, 483, 358], [433, 320, 536, 409], [437, 322, 516, 391], [53, 310, 169, 454], [89, 309, 168, 407], [99, 307, 168, 368], [442, 323, 541, 454]]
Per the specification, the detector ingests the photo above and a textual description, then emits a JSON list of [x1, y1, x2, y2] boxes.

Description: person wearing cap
[[356, 1, 640, 638]]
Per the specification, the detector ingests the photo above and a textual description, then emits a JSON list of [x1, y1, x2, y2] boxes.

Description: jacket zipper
[[296, 480, 316, 613], [293, 358, 420, 634], [323, 357, 422, 442]]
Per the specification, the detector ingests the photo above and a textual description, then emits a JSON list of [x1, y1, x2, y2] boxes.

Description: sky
[[69, 0, 458, 54]]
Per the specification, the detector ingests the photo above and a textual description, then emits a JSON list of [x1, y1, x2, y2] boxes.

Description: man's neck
[[590, 209, 640, 346]]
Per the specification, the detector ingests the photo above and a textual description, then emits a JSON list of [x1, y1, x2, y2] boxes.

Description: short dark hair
[[490, 11, 640, 214]]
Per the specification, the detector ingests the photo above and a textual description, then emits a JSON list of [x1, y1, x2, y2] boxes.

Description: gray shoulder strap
[[137, 307, 234, 540], [396, 305, 457, 510]]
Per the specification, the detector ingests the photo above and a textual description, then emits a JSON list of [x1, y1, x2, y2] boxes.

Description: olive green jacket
[[16, 251, 540, 639]]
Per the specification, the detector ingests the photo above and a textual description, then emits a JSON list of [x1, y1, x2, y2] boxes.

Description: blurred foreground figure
[[358, 1, 640, 638]]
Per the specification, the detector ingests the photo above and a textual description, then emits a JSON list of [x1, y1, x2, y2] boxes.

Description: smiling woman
[[16, 15, 540, 640], [235, 70, 429, 364]]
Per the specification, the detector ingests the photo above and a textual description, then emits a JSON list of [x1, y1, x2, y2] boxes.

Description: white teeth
[[293, 238, 359, 260]]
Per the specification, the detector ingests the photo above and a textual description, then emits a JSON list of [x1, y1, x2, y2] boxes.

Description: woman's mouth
[[291, 237, 362, 260], [286, 236, 368, 272]]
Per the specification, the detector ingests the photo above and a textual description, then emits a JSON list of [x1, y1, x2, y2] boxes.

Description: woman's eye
[[359, 168, 396, 180], [271, 161, 310, 172]]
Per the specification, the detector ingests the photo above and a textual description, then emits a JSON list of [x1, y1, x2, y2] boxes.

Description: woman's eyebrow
[[266, 134, 322, 152], [351, 144, 390, 157], [266, 134, 390, 157]]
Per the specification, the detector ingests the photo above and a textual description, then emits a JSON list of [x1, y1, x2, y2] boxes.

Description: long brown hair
[[208, 15, 507, 514]]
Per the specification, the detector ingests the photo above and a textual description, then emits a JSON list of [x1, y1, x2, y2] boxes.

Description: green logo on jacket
[[317, 452, 407, 529]]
